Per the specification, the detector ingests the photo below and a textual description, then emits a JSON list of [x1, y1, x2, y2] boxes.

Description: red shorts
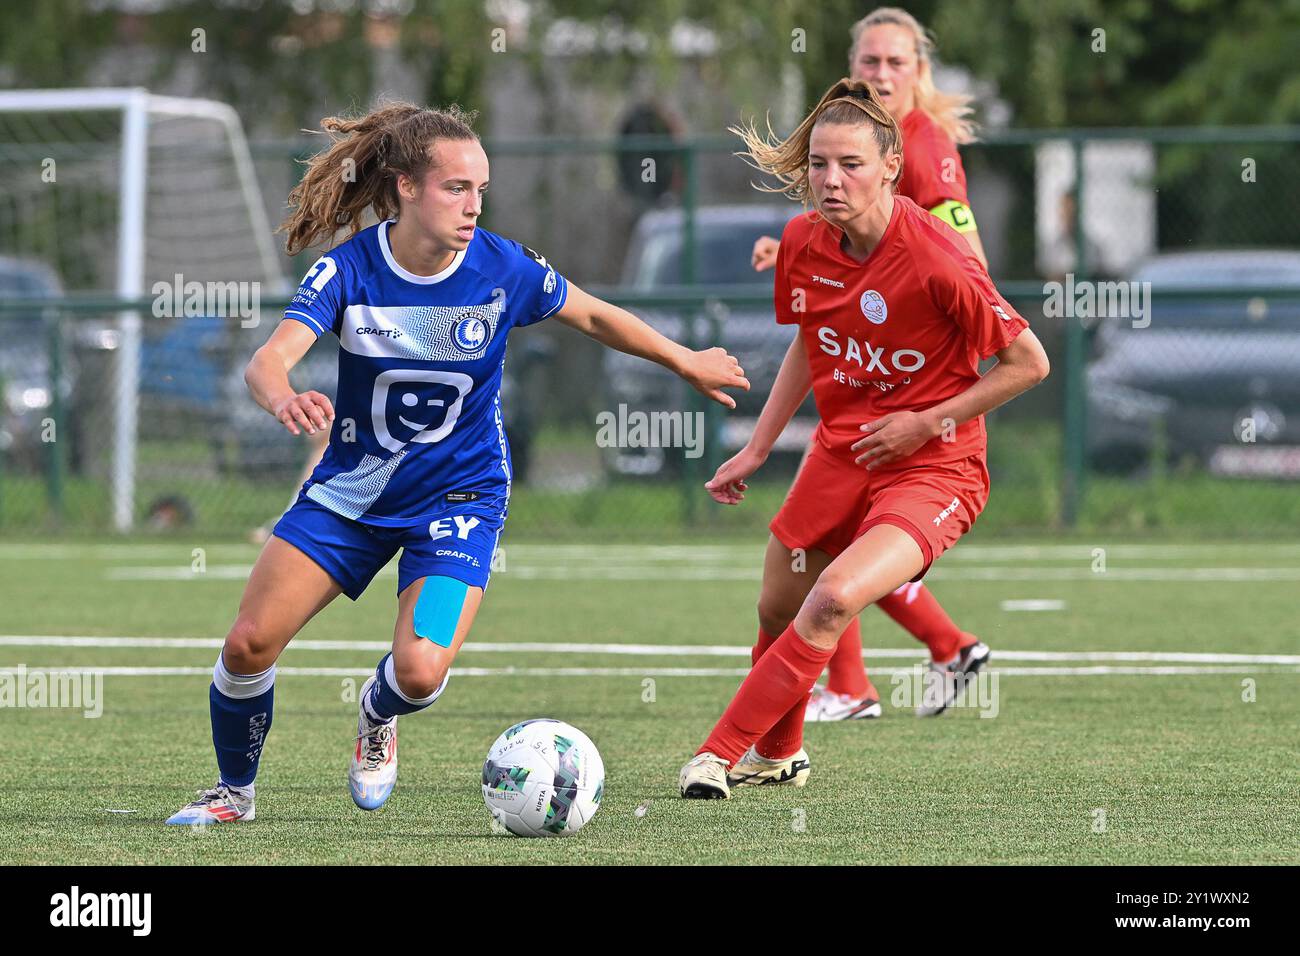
[[768, 442, 990, 579]]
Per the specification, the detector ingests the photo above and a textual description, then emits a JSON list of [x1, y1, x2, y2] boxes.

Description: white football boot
[[349, 675, 398, 810], [726, 745, 811, 788], [679, 752, 731, 799], [804, 685, 883, 721], [164, 782, 255, 825], [916, 640, 991, 717]]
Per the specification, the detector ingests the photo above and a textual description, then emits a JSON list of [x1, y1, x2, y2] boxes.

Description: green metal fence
[[2, 126, 1298, 538]]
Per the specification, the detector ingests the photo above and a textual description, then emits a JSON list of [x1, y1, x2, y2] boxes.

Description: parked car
[[0, 257, 67, 473], [602, 204, 816, 476], [1086, 250, 1300, 475], [0, 256, 250, 477]]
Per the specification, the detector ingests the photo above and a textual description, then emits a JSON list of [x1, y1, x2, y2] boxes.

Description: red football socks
[[824, 617, 871, 698], [876, 582, 974, 663], [697, 623, 834, 765]]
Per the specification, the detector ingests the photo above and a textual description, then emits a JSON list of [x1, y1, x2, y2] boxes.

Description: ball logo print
[[451, 312, 491, 353], [860, 289, 888, 325], [370, 369, 474, 453]]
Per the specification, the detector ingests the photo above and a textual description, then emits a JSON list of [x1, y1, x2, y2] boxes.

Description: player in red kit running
[[680, 79, 1048, 798], [751, 7, 990, 722]]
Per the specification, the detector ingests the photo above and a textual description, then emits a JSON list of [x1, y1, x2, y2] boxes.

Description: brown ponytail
[[731, 78, 902, 205], [279, 100, 479, 256]]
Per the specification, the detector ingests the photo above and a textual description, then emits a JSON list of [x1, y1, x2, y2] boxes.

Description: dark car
[[601, 204, 816, 475], [1086, 250, 1300, 476], [0, 257, 67, 472]]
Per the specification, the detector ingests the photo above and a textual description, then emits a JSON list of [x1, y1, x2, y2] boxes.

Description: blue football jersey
[[282, 220, 568, 527]]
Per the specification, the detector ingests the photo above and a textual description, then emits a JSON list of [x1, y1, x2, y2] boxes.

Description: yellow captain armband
[[929, 199, 978, 233]]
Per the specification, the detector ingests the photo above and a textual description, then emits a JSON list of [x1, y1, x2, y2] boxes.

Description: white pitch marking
[[1, 665, 1296, 678], [2, 635, 1300, 665], [1001, 599, 1067, 611]]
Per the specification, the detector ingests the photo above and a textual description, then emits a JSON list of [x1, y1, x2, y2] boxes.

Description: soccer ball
[[481, 718, 604, 837]]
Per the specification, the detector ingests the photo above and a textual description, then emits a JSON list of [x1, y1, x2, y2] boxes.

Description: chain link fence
[[2, 127, 1298, 538]]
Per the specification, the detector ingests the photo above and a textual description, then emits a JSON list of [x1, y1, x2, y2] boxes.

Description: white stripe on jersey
[[340, 302, 504, 362]]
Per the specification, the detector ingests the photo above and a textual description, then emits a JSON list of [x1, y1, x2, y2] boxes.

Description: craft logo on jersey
[[860, 290, 888, 325], [452, 310, 491, 354]]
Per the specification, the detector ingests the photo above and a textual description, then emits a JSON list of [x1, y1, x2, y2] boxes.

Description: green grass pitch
[[0, 535, 1296, 865]]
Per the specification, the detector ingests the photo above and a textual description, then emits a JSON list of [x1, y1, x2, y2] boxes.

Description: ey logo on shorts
[[429, 515, 481, 541]]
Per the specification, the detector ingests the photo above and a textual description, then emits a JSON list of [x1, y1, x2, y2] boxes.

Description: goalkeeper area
[[0, 534, 1295, 865]]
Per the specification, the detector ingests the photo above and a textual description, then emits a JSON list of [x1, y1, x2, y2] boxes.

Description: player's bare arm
[[707, 333, 812, 504], [554, 281, 750, 408], [244, 318, 335, 436], [853, 327, 1049, 468]]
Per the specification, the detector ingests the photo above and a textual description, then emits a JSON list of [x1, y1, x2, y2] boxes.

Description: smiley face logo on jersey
[[860, 290, 888, 325], [452, 311, 491, 354], [372, 369, 475, 453]]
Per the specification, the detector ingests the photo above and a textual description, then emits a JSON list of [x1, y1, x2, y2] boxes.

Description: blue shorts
[[271, 496, 504, 600]]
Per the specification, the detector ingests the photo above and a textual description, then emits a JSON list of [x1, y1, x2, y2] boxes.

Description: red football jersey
[[897, 108, 969, 211], [774, 196, 1028, 467]]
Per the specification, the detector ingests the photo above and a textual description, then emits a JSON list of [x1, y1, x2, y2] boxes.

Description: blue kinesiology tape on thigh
[[412, 576, 470, 648]]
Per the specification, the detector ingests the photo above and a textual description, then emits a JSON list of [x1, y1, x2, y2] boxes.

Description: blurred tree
[[141, 2, 372, 131], [1, 0, 1296, 132], [0, 0, 117, 88]]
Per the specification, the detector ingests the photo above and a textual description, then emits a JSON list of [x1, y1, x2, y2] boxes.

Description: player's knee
[[223, 614, 280, 673], [756, 595, 797, 636], [393, 656, 449, 702], [801, 578, 856, 637]]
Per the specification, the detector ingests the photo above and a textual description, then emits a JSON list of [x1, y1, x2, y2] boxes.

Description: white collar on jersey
[[378, 219, 467, 285]]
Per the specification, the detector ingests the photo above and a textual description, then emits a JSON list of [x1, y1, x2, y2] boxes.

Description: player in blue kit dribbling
[[166, 101, 749, 825]]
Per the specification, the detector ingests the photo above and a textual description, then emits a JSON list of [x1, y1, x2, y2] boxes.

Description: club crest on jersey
[[860, 290, 888, 325], [451, 311, 492, 353]]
